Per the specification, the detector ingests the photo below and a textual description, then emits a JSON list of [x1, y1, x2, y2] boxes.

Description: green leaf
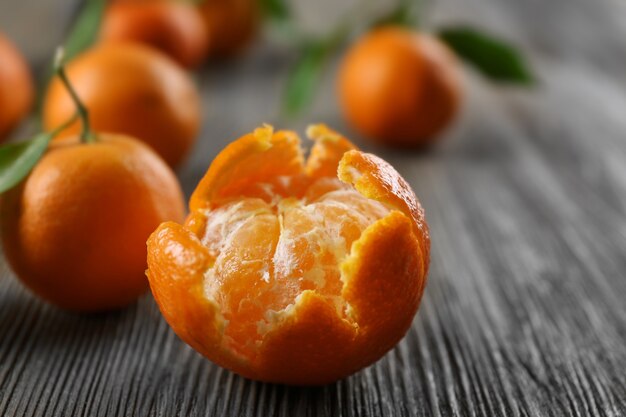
[[438, 27, 534, 84], [282, 22, 352, 117], [35, 0, 106, 123], [260, 0, 290, 22], [282, 42, 330, 116], [371, 0, 418, 29], [63, 0, 107, 61], [0, 133, 53, 193]]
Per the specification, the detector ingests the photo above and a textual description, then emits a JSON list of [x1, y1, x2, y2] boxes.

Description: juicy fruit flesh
[[196, 176, 390, 359]]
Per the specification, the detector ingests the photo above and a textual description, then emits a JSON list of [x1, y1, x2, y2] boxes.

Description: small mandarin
[[338, 27, 462, 147], [1, 134, 185, 312], [0, 33, 34, 142], [147, 124, 430, 385], [42, 43, 201, 168], [199, 0, 259, 57], [100, 0, 209, 69]]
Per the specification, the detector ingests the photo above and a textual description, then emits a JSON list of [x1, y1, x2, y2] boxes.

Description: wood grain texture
[[1, 0, 626, 415]]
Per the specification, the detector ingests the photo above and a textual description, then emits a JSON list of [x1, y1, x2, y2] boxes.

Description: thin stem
[[53, 47, 95, 144], [50, 113, 80, 138]]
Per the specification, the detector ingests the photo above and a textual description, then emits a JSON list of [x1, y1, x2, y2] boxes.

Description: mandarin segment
[[204, 206, 280, 357], [146, 124, 430, 384], [194, 185, 391, 359]]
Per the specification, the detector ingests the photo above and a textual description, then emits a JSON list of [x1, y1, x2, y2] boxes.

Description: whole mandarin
[[199, 0, 259, 57], [42, 43, 201, 168], [0, 33, 34, 141], [100, 0, 209, 69], [147, 124, 430, 385], [338, 27, 462, 147], [1, 133, 185, 312]]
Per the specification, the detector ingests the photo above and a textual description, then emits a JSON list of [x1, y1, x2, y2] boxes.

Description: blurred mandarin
[[0, 33, 34, 142], [198, 0, 259, 57], [43, 43, 201, 168], [339, 27, 462, 147], [100, 0, 209, 69]]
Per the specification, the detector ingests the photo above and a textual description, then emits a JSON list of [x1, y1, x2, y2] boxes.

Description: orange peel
[[147, 124, 430, 384]]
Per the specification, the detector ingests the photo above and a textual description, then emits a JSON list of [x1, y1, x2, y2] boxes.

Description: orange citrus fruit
[[198, 0, 259, 57], [146, 124, 430, 384], [0, 33, 34, 142], [100, 0, 209, 69], [42, 43, 201, 168], [1, 134, 185, 312], [338, 27, 462, 147]]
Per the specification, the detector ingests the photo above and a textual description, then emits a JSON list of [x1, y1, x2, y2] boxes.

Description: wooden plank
[[1, 0, 625, 415]]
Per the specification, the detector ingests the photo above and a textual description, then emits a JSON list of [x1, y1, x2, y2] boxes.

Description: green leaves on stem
[[0, 133, 53, 194], [1, 1, 105, 194], [0, 114, 77, 194], [282, 39, 335, 117], [63, 0, 107, 62], [282, 21, 352, 117], [260, 0, 290, 23], [437, 27, 533, 84], [278, 1, 534, 117], [53, 48, 95, 143], [0, 47, 95, 194], [35, 0, 106, 124], [371, 0, 419, 29]]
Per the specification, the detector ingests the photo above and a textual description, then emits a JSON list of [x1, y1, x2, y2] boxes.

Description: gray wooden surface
[[2, 0, 626, 415]]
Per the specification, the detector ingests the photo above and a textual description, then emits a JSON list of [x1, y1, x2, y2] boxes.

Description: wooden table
[[1, 0, 625, 415]]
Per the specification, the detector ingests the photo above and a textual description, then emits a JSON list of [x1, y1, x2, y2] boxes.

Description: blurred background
[[3, 0, 626, 169], [3, 0, 626, 192]]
